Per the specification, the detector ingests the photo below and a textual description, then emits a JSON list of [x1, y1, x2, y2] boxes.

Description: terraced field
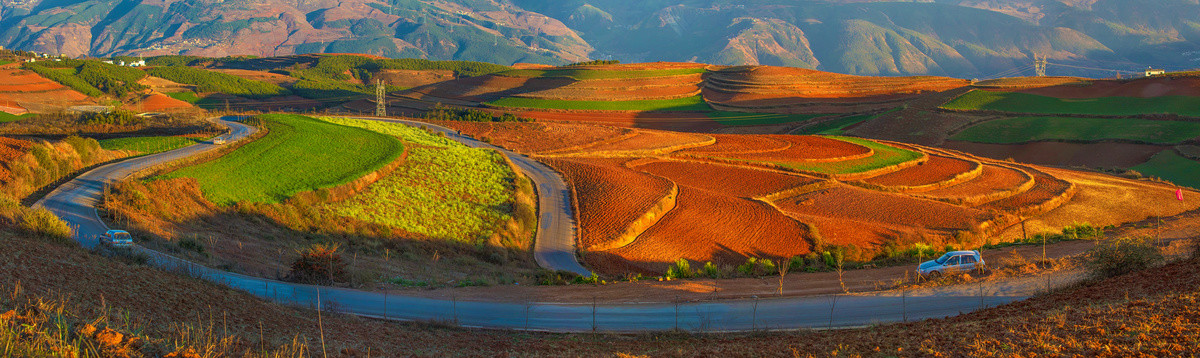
[[162, 114, 404, 204], [952, 116, 1200, 144], [942, 90, 1200, 116], [430, 121, 1184, 274], [0, 67, 92, 112]]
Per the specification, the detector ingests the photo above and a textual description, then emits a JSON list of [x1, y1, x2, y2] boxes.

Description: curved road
[[36, 115, 1036, 332]]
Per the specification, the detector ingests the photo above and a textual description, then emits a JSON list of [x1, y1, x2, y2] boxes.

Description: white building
[[1145, 68, 1166, 77]]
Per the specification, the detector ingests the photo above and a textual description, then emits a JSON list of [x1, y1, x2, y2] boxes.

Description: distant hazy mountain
[[3, 0, 1199, 78]]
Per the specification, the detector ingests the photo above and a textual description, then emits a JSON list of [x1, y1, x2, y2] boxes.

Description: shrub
[[1084, 237, 1163, 279], [20, 208, 74, 245], [759, 259, 776, 276], [702, 261, 720, 278], [424, 103, 533, 122], [787, 256, 805, 270], [288, 243, 348, 284], [737, 257, 758, 276], [178, 237, 206, 255], [80, 110, 142, 126], [665, 258, 693, 279]]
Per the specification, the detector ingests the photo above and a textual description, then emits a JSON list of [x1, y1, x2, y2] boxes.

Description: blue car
[[917, 250, 985, 278]]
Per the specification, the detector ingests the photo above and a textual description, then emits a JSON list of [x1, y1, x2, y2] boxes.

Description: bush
[[1084, 237, 1163, 279], [288, 243, 348, 284], [702, 261, 720, 278], [737, 257, 758, 276], [20, 208, 74, 245], [665, 258, 693, 279], [424, 103, 533, 122], [787, 256, 805, 270], [80, 110, 142, 126]]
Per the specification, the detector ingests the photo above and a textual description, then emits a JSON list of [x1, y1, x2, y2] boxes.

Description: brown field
[[135, 92, 193, 112], [0, 68, 93, 111], [557, 129, 713, 156], [971, 76, 1090, 90], [510, 110, 725, 132], [778, 185, 992, 233], [679, 133, 792, 154], [1018, 76, 1200, 98], [919, 163, 1035, 204], [981, 168, 1075, 215], [701, 134, 872, 162], [607, 185, 813, 273], [538, 157, 673, 252], [436, 121, 632, 154], [703, 65, 968, 111], [861, 154, 980, 189], [632, 160, 823, 198], [943, 140, 1169, 168]]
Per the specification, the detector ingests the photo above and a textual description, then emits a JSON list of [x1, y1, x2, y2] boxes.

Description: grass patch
[[952, 116, 1200, 144], [0, 112, 36, 123], [165, 91, 201, 104], [943, 90, 1200, 116], [98, 136, 201, 154], [486, 95, 711, 111], [496, 67, 705, 80], [161, 114, 403, 204], [319, 117, 519, 243], [1132, 150, 1200, 189], [706, 111, 826, 126]]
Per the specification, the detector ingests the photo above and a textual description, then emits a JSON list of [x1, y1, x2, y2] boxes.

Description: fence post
[[751, 296, 759, 330], [591, 297, 597, 332], [902, 290, 907, 322], [674, 296, 680, 331], [452, 295, 458, 325], [383, 288, 388, 320]]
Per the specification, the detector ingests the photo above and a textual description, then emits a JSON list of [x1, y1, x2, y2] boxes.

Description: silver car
[[98, 229, 134, 248], [917, 250, 985, 278]]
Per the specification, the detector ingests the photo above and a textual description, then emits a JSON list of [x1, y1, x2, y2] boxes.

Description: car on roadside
[[917, 250, 985, 279], [212, 136, 226, 145], [98, 229, 134, 248]]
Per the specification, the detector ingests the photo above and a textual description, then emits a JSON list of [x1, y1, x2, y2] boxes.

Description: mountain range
[[2, 0, 1199, 78]]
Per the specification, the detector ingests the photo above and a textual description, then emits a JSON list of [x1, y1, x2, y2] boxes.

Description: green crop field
[[942, 90, 1200, 116], [165, 91, 201, 103], [319, 117, 518, 242], [497, 67, 706, 80], [486, 95, 711, 111], [162, 114, 404, 204], [98, 136, 202, 154], [715, 136, 923, 175], [145, 66, 289, 99], [0, 112, 35, 123], [1132, 150, 1200, 189], [707, 111, 826, 126], [952, 116, 1200, 144]]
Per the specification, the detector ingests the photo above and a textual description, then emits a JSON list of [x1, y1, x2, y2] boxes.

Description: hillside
[[3, 0, 1200, 77]]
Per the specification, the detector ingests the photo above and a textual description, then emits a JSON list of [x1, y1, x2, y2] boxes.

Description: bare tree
[[777, 257, 790, 296], [836, 252, 848, 294]]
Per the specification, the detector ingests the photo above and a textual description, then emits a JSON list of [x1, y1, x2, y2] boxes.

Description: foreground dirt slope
[[3, 230, 1197, 357], [445, 121, 1200, 274]]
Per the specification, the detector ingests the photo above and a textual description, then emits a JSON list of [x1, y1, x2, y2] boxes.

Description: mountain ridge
[[2, 0, 1199, 78]]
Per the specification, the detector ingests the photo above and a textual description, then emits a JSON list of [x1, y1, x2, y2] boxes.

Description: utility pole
[[1034, 54, 1048, 77], [375, 79, 386, 117]]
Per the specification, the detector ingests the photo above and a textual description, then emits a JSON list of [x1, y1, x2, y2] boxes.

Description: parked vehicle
[[98, 229, 134, 248], [212, 136, 226, 145], [917, 250, 985, 278]]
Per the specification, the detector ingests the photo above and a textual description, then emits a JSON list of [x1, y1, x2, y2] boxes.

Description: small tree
[[777, 258, 790, 296], [289, 243, 348, 284]]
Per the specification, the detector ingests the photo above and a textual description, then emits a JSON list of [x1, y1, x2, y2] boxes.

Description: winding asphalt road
[[35, 115, 1036, 332]]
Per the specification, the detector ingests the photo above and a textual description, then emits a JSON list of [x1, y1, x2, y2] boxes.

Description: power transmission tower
[[375, 79, 387, 117], [1034, 54, 1048, 77]]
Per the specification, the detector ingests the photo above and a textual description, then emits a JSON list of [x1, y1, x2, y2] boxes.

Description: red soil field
[[919, 164, 1034, 204], [0, 70, 61, 86], [0, 82, 64, 92], [677, 134, 791, 154], [520, 82, 699, 101], [208, 69, 298, 86], [435, 121, 631, 154], [701, 135, 872, 162], [570, 62, 709, 71], [704, 65, 968, 99], [971, 76, 1089, 90], [943, 141, 1167, 168], [136, 93, 192, 112], [513, 110, 725, 132], [605, 185, 812, 272], [538, 157, 673, 251], [776, 185, 992, 233], [631, 160, 823, 198], [406, 74, 541, 103], [861, 154, 980, 189], [1018, 76, 1200, 98], [982, 168, 1074, 214], [563, 129, 712, 155]]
